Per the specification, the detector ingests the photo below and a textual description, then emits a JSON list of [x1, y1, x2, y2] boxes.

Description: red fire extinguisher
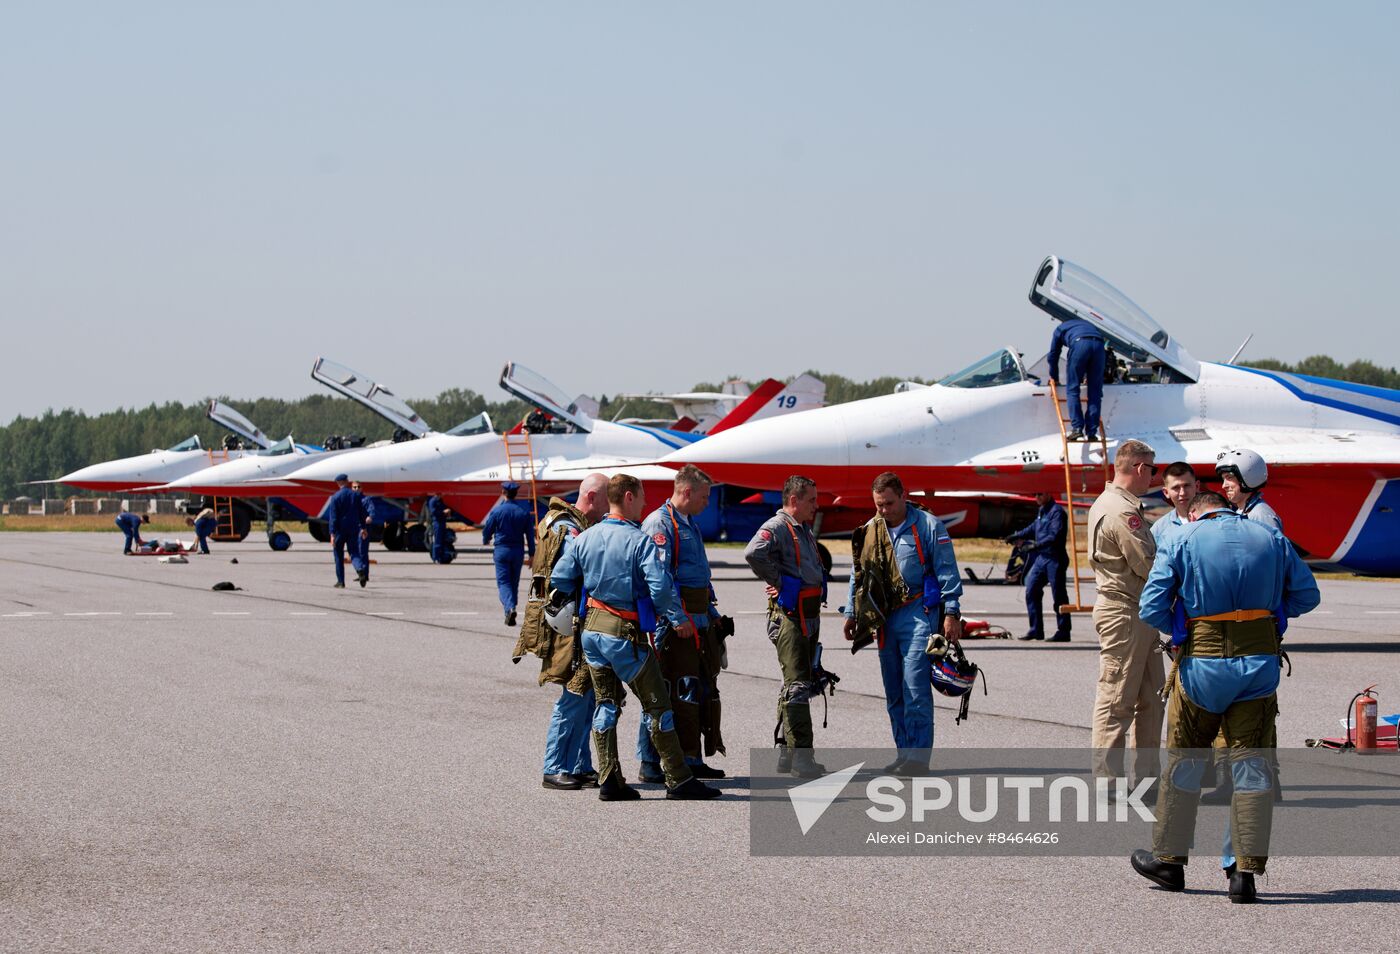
[[1350, 685, 1379, 753]]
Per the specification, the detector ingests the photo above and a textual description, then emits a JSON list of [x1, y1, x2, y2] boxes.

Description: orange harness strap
[[1188, 608, 1272, 624], [587, 597, 639, 621]]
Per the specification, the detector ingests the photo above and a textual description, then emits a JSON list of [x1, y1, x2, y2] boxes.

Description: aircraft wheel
[[404, 523, 428, 552], [382, 522, 405, 551], [268, 530, 292, 551], [232, 506, 253, 542]]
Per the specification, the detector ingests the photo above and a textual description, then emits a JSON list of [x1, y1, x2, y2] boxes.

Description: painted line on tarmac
[[136, 612, 174, 616], [63, 612, 120, 617], [366, 611, 404, 616], [1364, 611, 1400, 615], [3, 611, 52, 617]]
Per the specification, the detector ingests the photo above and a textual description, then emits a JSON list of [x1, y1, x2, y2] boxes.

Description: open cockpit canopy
[[311, 358, 431, 437], [499, 362, 593, 433], [1028, 255, 1199, 383]]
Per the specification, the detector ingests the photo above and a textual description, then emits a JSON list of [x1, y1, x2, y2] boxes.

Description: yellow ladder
[[502, 427, 540, 541], [1047, 379, 1112, 613]]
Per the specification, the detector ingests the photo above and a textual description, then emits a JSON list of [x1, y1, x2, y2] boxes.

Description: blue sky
[[3, 2, 1397, 418]]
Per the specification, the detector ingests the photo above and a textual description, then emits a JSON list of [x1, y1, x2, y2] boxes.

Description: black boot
[[1228, 868, 1257, 904], [789, 749, 827, 779], [357, 568, 368, 588], [666, 777, 721, 800], [689, 763, 727, 779], [1018, 632, 1044, 641], [1130, 849, 1184, 891], [637, 761, 665, 784], [776, 747, 793, 775], [598, 771, 641, 802], [542, 773, 582, 791], [573, 771, 599, 788], [505, 610, 517, 626]]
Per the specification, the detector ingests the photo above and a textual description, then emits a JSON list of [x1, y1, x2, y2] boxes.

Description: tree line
[[0, 358, 1392, 499]]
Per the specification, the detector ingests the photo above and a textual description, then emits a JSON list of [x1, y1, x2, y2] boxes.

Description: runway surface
[[3, 532, 1398, 952]]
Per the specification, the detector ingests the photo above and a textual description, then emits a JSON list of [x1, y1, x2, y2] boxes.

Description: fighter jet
[[276, 362, 823, 525], [52, 400, 271, 493], [660, 255, 1400, 575]]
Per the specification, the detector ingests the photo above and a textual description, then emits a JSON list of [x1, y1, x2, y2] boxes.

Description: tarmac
[[3, 531, 1399, 952]]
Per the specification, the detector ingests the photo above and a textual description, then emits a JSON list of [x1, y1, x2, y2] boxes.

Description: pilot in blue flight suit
[[1048, 315, 1107, 441], [1133, 489, 1320, 904], [843, 472, 964, 774], [482, 481, 535, 625], [1009, 491, 1071, 642], [115, 511, 149, 554], [328, 474, 370, 588], [549, 473, 720, 801]]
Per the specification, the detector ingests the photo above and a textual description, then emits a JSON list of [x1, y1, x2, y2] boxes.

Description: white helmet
[[1215, 448, 1268, 492], [543, 593, 578, 637]]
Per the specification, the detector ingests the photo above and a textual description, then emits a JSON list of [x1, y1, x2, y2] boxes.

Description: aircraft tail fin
[[708, 374, 827, 436]]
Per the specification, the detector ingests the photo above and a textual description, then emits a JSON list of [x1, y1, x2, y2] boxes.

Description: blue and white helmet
[[927, 635, 987, 723]]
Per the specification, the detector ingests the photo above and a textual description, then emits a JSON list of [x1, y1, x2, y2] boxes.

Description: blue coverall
[[115, 511, 144, 553], [551, 516, 687, 785], [1048, 316, 1107, 436], [846, 507, 963, 762], [1009, 499, 1070, 640], [327, 486, 370, 585], [1140, 508, 1320, 870], [1241, 494, 1283, 533], [193, 515, 217, 554], [482, 500, 535, 614], [427, 495, 451, 564], [636, 501, 721, 768], [540, 513, 594, 779]]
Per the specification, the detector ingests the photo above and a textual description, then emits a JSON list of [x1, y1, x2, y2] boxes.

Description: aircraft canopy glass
[[206, 400, 270, 449], [167, 436, 203, 452], [1028, 256, 1200, 381], [939, 349, 1028, 389], [311, 358, 429, 435], [499, 362, 593, 432], [261, 436, 297, 456], [446, 412, 494, 436]]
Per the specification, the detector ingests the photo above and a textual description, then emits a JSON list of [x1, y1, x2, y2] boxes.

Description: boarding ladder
[[502, 426, 541, 541], [1047, 379, 1112, 613], [203, 448, 241, 542]]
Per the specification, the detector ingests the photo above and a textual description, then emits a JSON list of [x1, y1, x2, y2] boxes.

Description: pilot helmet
[[1215, 449, 1268, 493]]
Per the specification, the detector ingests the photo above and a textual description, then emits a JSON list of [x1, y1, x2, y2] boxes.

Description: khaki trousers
[[1091, 598, 1165, 781]]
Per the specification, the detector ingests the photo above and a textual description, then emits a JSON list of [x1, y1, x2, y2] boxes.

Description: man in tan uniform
[[1087, 438, 1164, 786]]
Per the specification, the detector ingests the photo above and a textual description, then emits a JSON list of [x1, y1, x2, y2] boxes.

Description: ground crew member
[[550, 474, 720, 801], [186, 507, 217, 554], [744, 475, 828, 780], [1048, 314, 1107, 441], [427, 494, 452, 564], [1087, 439, 1164, 786], [512, 473, 609, 791], [1131, 490, 1320, 903], [1152, 462, 1199, 543], [351, 481, 376, 582], [482, 481, 535, 626], [1215, 449, 1282, 532], [637, 465, 727, 783], [1008, 491, 1071, 642], [843, 472, 963, 774], [327, 474, 370, 588], [115, 511, 149, 554]]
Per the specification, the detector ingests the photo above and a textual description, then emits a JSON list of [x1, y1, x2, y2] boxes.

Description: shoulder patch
[[1127, 515, 1143, 531], [568, 528, 580, 537], [653, 532, 668, 546], [759, 529, 773, 541]]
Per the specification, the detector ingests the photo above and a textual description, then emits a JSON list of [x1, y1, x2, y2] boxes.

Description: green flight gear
[[513, 497, 593, 693], [590, 648, 692, 788], [1154, 617, 1281, 874], [847, 516, 914, 652]]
